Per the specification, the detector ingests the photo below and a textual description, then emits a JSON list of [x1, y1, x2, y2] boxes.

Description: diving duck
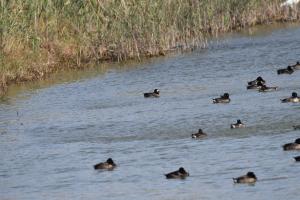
[[277, 66, 294, 75], [165, 167, 189, 179], [144, 89, 160, 98], [248, 76, 266, 86], [191, 129, 207, 138], [281, 92, 299, 103], [233, 172, 257, 184], [94, 158, 117, 170], [282, 138, 300, 151], [213, 93, 230, 103], [231, 119, 245, 129]]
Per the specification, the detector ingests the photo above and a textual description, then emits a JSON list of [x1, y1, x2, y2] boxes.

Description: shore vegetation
[[1, 0, 299, 95]]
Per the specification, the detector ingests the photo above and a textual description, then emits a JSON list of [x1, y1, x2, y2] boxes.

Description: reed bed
[[0, 0, 299, 95]]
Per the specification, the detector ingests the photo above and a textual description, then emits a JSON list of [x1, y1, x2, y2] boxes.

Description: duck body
[[165, 167, 189, 179], [277, 66, 294, 75], [281, 97, 300, 103], [233, 172, 257, 184], [283, 143, 300, 151], [213, 93, 230, 103], [281, 92, 300, 103], [94, 158, 117, 170], [258, 85, 278, 92], [247, 84, 262, 90], [144, 89, 160, 98], [191, 129, 207, 139], [283, 138, 300, 151], [231, 120, 245, 129]]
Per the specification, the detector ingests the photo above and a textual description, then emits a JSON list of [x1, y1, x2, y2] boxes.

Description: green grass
[[0, 0, 299, 95]]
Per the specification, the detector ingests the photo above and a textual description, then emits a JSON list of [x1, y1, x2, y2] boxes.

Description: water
[[1, 23, 300, 200]]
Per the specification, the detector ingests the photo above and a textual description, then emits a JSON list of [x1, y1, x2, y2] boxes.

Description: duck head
[[198, 129, 203, 133], [292, 92, 298, 98], [223, 93, 229, 98], [256, 76, 264, 82], [237, 119, 242, 124], [154, 89, 160, 94], [247, 172, 257, 179], [295, 138, 300, 144], [107, 158, 114, 165], [179, 167, 187, 174]]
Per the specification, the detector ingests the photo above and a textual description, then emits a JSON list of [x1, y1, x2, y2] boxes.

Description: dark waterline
[[1, 23, 300, 200]]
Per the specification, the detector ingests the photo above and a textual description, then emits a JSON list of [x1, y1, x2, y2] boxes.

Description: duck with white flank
[[231, 120, 245, 129], [191, 129, 207, 139], [283, 138, 300, 151], [233, 172, 257, 184], [213, 93, 230, 103], [281, 92, 300, 103]]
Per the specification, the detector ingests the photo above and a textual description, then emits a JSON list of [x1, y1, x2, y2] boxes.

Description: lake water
[[1, 23, 300, 200]]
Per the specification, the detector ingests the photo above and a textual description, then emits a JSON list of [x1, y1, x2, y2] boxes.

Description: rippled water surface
[[1, 23, 300, 200]]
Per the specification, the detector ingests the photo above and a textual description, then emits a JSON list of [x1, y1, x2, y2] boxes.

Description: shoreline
[[1, 1, 300, 97]]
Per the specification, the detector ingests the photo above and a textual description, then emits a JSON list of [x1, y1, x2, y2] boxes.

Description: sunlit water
[[1, 23, 300, 200]]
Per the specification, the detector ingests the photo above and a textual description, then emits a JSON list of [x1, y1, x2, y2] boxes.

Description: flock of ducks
[[94, 61, 300, 184]]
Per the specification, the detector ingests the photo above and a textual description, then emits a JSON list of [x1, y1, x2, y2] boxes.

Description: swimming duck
[[282, 138, 300, 151], [281, 92, 300, 103], [191, 129, 207, 139], [233, 172, 257, 184], [258, 84, 278, 92], [294, 156, 300, 161], [94, 158, 117, 170], [213, 93, 230, 103], [247, 81, 264, 90], [277, 66, 294, 75], [231, 119, 245, 129], [144, 89, 160, 98], [248, 76, 266, 86], [292, 61, 300, 70], [165, 167, 189, 179], [293, 125, 300, 130]]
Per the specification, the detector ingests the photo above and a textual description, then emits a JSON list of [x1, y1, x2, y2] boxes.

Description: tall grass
[[0, 0, 299, 95]]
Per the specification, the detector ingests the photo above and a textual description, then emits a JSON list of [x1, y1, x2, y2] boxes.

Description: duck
[[281, 92, 300, 103], [247, 80, 264, 90], [213, 93, 230, 103], [231, 119, 245, 129], [144, 89, 160, 98], [277, 66, 294, 75], [292, 61, 300, 70], [165, 167, 189, 179], [282, 138, 300, 151], [191, 129, 207, 138], [294, 156, 300, 161], [94, 158, 117, 170], [258, 84, 278, 92], [233, 172, 257, 184], [293, 125, 300, 130], [248, 76, 266, 86]]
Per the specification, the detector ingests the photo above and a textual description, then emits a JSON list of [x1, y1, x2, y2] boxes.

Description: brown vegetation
[[0, 0, 299, 96]]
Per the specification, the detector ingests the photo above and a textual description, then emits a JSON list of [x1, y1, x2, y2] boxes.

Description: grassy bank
[[0, 0, 299, 96]]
